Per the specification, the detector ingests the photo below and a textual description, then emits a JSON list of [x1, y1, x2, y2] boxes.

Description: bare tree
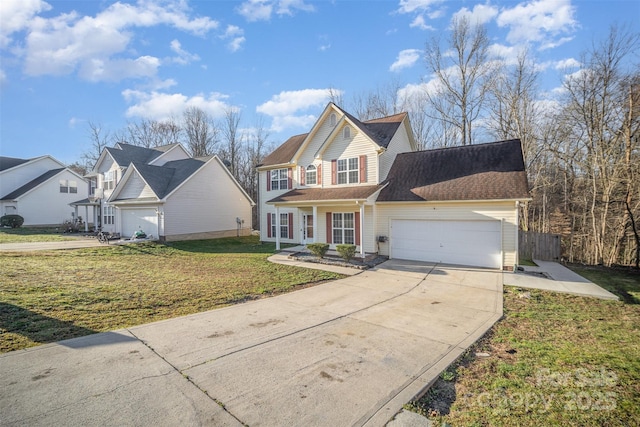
[[81, 121, 112, 170], [182, 106, 218, 157], [220, 106, 242, 176], [424, 15, 496, 145]]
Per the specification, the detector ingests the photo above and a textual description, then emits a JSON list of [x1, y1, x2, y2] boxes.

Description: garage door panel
[[121, 209, 158, 238], [390, 220, 501, 269]]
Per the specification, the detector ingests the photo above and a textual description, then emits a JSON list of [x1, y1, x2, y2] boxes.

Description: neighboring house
[[257, 102, 531, 270], [0, 155, 88, 226], [77, 142, 254, 241]]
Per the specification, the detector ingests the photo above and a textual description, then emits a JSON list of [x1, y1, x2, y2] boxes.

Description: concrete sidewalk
[[504, 259, 618, 300], [0, 260, 502, 427]]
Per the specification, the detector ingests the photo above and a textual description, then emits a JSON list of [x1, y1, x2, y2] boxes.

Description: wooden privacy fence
[[519, 231, 562, 262]]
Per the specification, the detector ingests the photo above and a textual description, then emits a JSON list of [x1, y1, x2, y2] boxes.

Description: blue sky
[[1, 0, 638, 165]]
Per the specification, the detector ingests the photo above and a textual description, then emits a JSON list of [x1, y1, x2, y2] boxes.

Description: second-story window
[[337, 157, 359, 184], [90, 179, 96, 195], [59, 180, 68, 193], [59, 180, 77, 193], [104, 170, 115, 190], [343, 126, 351, 139], [306, 165, 317, 185], [270, 168, 288, 190]]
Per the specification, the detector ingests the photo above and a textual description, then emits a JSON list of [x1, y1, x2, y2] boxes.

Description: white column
[[312, 205, 318, 244], [84, 206, 89, 232], [360, 203, 365, 258], [275, 205, 280, 250]]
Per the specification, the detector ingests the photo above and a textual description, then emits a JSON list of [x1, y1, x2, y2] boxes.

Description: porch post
[[312, 205, 318, 244], [84, 206, 89, 232], [275, 205, 281, 250], [359, 203, 365, 258]]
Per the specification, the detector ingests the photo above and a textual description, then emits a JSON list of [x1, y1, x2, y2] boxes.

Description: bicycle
[[97, 230, 109, 244]]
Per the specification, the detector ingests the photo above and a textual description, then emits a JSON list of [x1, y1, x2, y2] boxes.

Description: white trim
[[0, 155, 65, 175]]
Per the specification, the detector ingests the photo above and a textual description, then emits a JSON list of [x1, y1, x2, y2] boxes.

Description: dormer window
[[306, 165, 317, 185], [343, 126, 351, 139], [330, 113, 337, 126]]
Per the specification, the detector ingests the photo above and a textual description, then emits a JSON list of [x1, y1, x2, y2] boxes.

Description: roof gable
[[0, 156, 30, 172], [260, 133, 308, 167], [1, 168, 65, 200], [377, 139, 530, 202]]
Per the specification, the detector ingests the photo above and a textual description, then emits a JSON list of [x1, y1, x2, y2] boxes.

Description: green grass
[[0, 227, 77, 243], [406, 268, 640, 426], [518, 258, 538, 267], [0, 236, 344, 353], [567, 264, 640, 304]]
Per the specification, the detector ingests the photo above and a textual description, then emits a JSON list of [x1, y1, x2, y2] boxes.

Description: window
[[306, 165, 317, 185], [103, 206, 115, 225], [330, 113, 337, 126], [90, 179, 96, 196], [269, 213, 289, 239], [279, 213, 289, 239], [343, 126, 351, 139], [60, 179, 77, 193], [104, 170, 115, 190], [270, 169, 288, 191], [332, 213, 355, 245], [337, 157, 359, 184]]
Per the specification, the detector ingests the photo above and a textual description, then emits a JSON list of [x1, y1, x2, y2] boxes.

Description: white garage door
[[121, 208, 158, 238], [390, 220, 502, 269]]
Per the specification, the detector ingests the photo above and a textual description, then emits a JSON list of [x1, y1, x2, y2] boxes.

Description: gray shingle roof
[[377, 139, 530, 202], [1, 168, 65, 200], [113, 158, 206, 201], [0, 156, 31, 172], [106, 143, 175, 166]]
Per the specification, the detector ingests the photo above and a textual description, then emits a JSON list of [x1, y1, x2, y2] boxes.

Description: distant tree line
[[74, 19, 639, 267]]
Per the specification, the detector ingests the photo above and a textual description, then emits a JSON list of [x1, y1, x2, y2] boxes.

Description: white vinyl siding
[[162, 159, 253, 238], [378, 120, 414, 181], [0, 156, 64, 197], [117, 173, 156, 199], [148, 145, 190, 166], [375, 201, 519, 268], [322, 128, 378, 186]]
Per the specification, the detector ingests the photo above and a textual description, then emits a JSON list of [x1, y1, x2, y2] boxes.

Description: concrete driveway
[[0, 260, 502, 427]]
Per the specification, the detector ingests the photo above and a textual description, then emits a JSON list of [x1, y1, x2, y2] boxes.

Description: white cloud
[[318, 44, 331, 52], [122, 90, 232, 121], [0, 68, 6, 85], [554, 57, 580, 70], [169, 39, 200, 65], [488, 43, 522, 65], [390, 49, 421, 72], [18, 0, 217, 82], [452, 3, 498, 25], [237, 0, 314, 22], [397, 0, 444, 14], [220, 25, 246, 52], [409, 15, 434, 31], [0, 0, 51, 48], [256, 88, 340, 132], [497, 0, 577, 49], [398, 79, 443, 102]]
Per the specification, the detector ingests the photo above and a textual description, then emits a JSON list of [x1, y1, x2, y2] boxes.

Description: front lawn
[[0, 236, 343, 353], [406, 268, 640, 426], [0, 227, 77, 243]]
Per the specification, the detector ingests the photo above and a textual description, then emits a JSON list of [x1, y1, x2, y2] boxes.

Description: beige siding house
[[257, 102, 531, 270], [82, 143, 254, 242]]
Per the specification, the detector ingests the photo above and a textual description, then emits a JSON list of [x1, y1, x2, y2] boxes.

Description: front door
[[303, 214, 314, 244]]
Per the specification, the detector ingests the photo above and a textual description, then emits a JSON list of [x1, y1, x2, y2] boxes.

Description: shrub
[[1, 214, 24, 228], [307, 243, 329, 258], [336, 244, 356, 262]]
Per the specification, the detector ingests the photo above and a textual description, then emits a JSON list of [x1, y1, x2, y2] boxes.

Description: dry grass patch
[[0, 237, 343, 353], [406, 285, 640, 426]]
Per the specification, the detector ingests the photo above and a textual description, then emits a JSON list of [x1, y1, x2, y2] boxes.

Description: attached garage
[[120, 208, 158, 238], [390, 219, 502, 269]]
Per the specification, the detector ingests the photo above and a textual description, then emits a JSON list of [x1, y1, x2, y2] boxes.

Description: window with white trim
[[332, 213, 355, 245], [279, 213, 289, 239], [343, 126, 351, 138], [306, 165, 317, 185], [337, 157, 359, 184], [90, 179, 96, 196], [270, 213, 276, 238], [103, 206, 115, 225], [104, 170, 115, 190], [270, 169, 288, 191], [59, 179, 77, 194]]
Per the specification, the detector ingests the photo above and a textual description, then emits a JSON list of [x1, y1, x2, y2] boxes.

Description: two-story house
[[0, 155, 88, 226], [257, 103, 531, 270], [77, 142, 254, 241]]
